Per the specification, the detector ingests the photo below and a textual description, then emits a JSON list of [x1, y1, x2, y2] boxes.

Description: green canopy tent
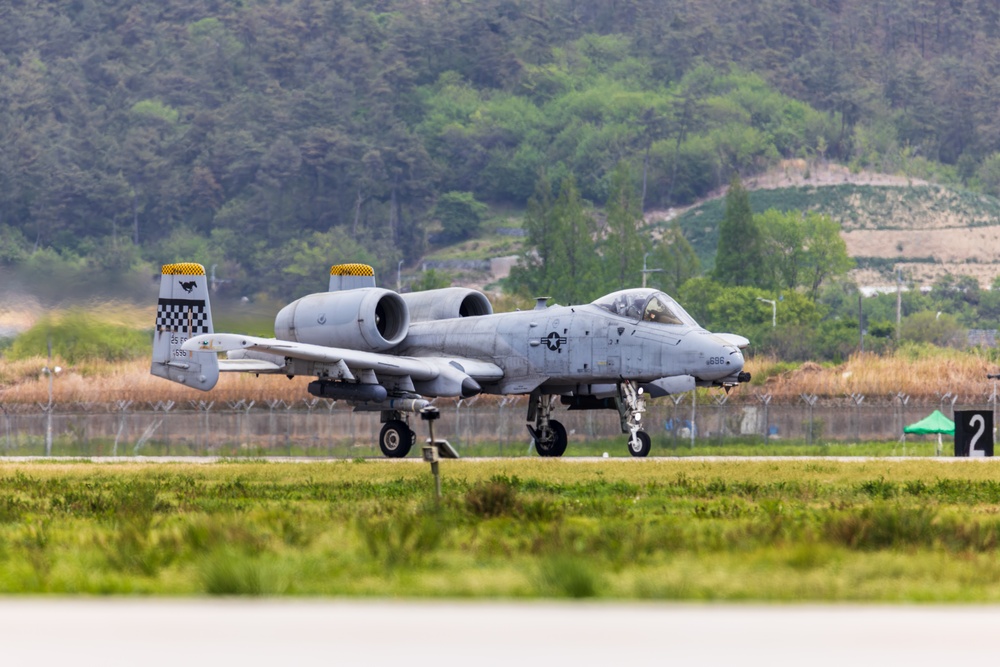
[[903, 409, 955, 456]]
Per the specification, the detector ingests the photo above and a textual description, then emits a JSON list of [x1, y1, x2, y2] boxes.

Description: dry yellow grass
[[0, 357, 311, 406], [751, 351, 995, 400], [1, 350, 995, 406]]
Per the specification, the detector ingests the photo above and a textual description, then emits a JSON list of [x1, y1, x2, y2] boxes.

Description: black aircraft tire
[[628, 430, 651, 457], [379, 420, 413, 458], [534, 420, 568, 457]]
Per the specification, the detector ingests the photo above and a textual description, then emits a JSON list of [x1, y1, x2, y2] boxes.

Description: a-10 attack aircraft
[[151, 262, 750, 457]]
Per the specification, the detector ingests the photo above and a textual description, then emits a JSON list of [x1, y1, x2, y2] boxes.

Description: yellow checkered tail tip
[[161, 263, 206, 276], [330, 263, 375, 277]]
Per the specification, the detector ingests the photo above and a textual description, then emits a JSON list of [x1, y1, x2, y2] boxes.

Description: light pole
[[757, 297, 776, 327], [397, 260, 404, 292], [42, 337, 61, 456], [641, 252, 663, 289]]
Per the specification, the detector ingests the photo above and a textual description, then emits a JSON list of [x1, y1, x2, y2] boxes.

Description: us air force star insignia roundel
[[545, 331, 567, 351]]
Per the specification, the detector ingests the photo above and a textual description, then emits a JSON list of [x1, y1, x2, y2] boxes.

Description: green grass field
[[0, 433, 947, 458], [2, 459, 1000, 600]]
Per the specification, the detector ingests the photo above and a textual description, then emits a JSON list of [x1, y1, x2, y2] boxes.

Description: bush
[[434, 191, 488, 242], [7, 310, 150, 363], [410, 269, 452, 291], [900, 310, 963, 347], [465, 476, 521, 518], [535, 556, 602, 598]]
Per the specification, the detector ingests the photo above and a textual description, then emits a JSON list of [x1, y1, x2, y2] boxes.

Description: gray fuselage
[[395, 301, 743, 394]]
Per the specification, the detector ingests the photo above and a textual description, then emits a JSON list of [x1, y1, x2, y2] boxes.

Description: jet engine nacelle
[[400, 287, 493, 322], [274, 289, 409, 352]]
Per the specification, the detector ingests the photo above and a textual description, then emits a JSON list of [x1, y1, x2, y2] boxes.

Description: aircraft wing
[[182, 333, 503, 383]]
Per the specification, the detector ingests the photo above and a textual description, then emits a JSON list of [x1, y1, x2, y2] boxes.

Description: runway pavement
[[0, 455, 998, 463], [1, 600, 996, 666]]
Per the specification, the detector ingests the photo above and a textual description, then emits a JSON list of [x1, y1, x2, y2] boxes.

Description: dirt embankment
[[650, 161, 1000, 289]]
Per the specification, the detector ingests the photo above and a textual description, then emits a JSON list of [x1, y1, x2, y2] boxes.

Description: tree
[[930, 273, 981, 324], [978, 153, 1000, 197], [647, 222, 700, 295], [433, 191, 487, 243], [713, 175, 763, 287], [755, 209, 852, 298], [900, 311, 963, 347], [508, 171, 559, 297], [411, 268, 452, 291], [756, 209, 804, 291], [277, 229, 378, 298], [799, 212, 853, 300], [676, 277, 724, 328], [0, 225, 29, 264], [665, 65, 712, 204], [603, 161, 645, 289], [509, 173, 600, 304], [549, 175, 601, 304]]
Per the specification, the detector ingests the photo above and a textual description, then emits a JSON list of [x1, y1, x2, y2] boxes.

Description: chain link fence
[[1, 390, 996, 456]]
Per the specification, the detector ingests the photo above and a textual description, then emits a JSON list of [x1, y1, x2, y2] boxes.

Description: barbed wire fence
[[0, 391, 996, 456]]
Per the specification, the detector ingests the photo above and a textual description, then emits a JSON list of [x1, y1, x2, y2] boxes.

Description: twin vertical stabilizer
[[150, 263, 220, 390]]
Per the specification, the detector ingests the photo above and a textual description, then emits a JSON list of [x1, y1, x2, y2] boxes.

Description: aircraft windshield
[[643, 294, 697, 325], [592, 290, 698, 326]]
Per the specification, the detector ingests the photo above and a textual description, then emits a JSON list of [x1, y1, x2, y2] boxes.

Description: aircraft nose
[[722, 344, 745, 376], [703, 334, 746, 380], [730, 345, 745, 369]]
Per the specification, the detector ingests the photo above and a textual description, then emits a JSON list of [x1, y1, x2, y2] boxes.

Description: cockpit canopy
[[592, 289, 699, 327]]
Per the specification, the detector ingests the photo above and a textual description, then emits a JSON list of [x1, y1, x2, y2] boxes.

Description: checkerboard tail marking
[[155, 298, 210, 335]]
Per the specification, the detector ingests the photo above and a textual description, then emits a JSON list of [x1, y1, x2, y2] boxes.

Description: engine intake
[[274, 288, 409, 352], [400, 287, 492, 322]]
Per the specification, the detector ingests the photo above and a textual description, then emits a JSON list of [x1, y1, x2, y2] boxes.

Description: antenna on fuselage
[[533, 297, 551, 311]]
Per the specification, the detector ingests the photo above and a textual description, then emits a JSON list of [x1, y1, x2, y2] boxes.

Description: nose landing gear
[[618, 380, 651, 457]]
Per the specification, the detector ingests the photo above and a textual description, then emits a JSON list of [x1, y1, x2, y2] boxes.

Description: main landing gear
[[526, 392, 568, 457], [379, 415, 416, 458], [527, 382, 653, 457]]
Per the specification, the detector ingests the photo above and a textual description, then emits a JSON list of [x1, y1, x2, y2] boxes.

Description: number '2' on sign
[[955, 410, 994, 458]]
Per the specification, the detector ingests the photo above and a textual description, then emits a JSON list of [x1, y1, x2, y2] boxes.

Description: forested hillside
[[2, 0, 1000, 297]]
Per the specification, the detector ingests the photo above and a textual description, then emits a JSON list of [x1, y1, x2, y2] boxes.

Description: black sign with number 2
[[954, 410, 994, 457]]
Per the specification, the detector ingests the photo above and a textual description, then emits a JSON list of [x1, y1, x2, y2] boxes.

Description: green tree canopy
[[755, 209, 853, 297], [799, 212, 854, 300], [713, 175, 763, 287], [549, 175, 601, 304], [603, 161, 645, 289], [900, 311, 963, 347], [433, 191, 488, 243], [508, 173, 601, 304], [646, 222, 700, 295]]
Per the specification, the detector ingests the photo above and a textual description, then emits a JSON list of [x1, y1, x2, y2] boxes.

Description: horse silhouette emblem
[[179, 281, 197, 293]]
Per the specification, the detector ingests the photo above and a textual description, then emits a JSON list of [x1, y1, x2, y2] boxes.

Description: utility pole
[[859, 293, 864, 353], [895, 268, 902, 342], [42, 337, 61, 456], [641, 252, 663, 289]]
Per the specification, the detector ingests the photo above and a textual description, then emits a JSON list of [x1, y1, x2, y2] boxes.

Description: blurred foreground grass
[[2, 459, 1000, 599]]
